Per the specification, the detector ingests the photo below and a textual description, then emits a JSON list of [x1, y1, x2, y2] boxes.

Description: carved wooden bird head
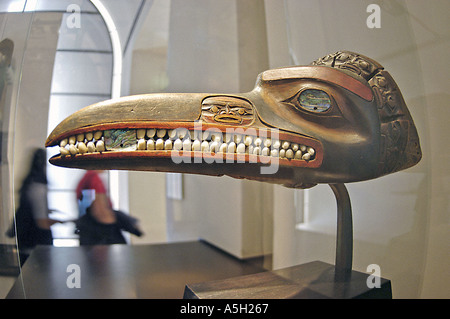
[[45, 51, 421, 188]]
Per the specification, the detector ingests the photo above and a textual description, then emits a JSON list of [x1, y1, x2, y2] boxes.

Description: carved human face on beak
[[45, 51, 421, 189], [201, 96, 255, 126]]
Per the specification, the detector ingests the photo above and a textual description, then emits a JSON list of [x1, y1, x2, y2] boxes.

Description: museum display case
[[0, 10, 34, 295], [0, 0, 448, 299]]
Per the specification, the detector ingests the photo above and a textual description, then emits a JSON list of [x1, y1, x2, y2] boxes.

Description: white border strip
[[90, 0, 122, 99]]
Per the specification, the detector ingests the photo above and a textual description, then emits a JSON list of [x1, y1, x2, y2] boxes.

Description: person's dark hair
[[20, 148, 48, 194]]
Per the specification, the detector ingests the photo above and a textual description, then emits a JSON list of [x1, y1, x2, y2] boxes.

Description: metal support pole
[[329, 183, 353, 281]]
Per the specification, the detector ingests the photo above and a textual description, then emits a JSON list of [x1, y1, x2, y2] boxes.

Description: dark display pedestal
[[184, 261, 392, 299]]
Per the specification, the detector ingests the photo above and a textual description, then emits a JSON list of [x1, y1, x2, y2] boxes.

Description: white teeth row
[[59, 131, 105, 156], [59, 129, 316, 161]]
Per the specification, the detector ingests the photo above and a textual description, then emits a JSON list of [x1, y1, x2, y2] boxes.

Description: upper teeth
[[58, 128, 316, 162]]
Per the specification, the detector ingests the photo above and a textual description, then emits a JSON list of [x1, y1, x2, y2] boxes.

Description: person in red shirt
[[75, 170, 143, 245], [76, 170, 112, 216], [76, 170, 107, 201]]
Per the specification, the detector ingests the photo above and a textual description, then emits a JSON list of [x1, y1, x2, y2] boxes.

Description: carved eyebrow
[[260, 66, 373, 101], [202, 96, 253, 109]]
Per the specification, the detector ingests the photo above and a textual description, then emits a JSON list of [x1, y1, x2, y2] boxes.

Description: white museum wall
[[407, 1, 449, 298]]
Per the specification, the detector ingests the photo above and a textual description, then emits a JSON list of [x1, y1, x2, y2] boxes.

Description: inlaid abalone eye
[[298, 89, 331, 113]]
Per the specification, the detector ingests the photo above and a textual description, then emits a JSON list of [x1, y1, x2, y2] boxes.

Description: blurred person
[[8, 148, 62, 263], [75, 170, 143, 245]]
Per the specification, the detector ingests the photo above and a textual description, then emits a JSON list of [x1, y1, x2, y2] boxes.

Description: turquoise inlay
[[104, 129, 137, 151]]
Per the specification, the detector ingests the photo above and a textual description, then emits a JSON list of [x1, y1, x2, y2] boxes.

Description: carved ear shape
[[311, 51, 422, 176]]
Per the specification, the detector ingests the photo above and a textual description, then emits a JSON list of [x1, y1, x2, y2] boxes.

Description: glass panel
[[57, 13, 111, 51], [47, 94, 109, 134], [270, 0, 443, 298], [0, 11, 35, 295], [25, 0, 97, 13], [0, 0, 26, 13], [50, 51, 113, 95]]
